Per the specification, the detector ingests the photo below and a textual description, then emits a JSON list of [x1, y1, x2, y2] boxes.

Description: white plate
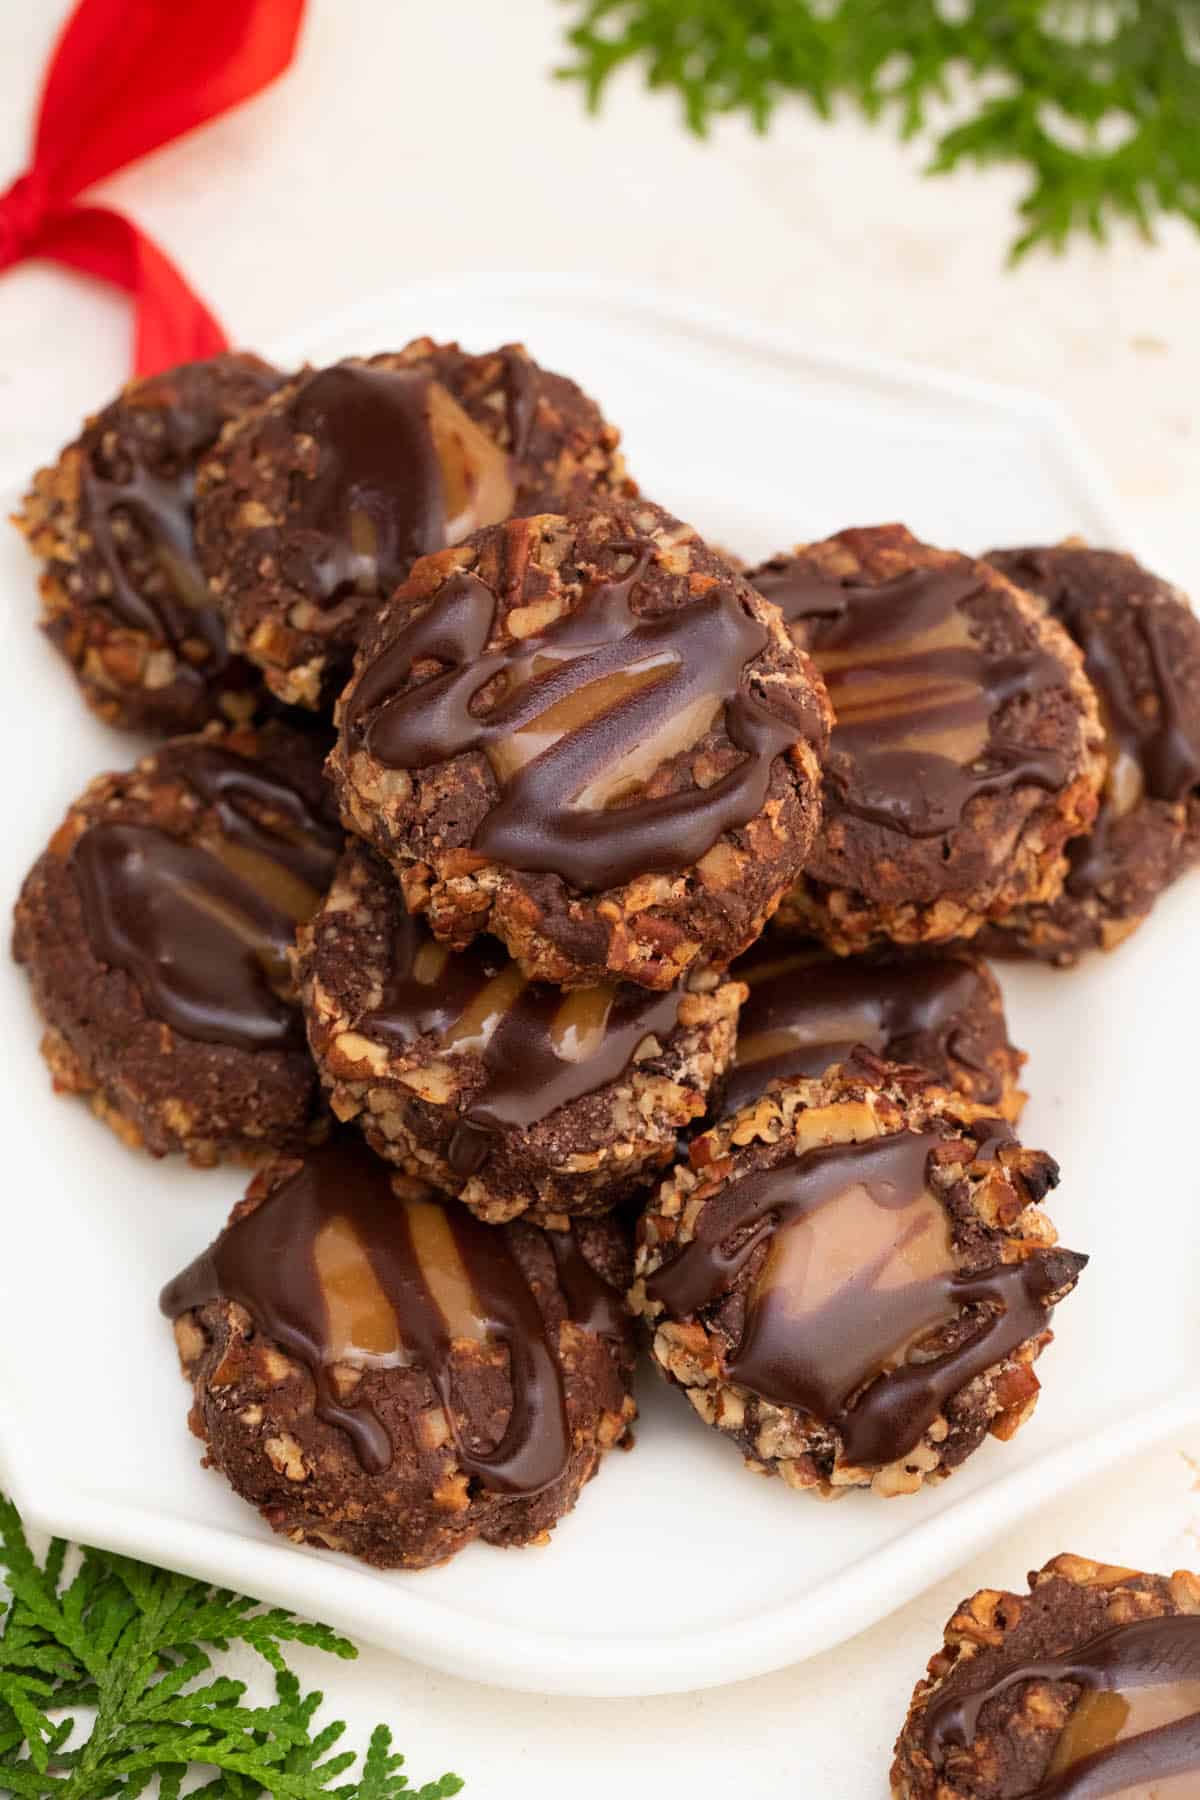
[[1, 275, 1196, 1698]]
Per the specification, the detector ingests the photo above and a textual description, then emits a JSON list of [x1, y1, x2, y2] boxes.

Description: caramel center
[[756, 1181, 953, 1337], [443, 964, 529, 1052], [314, 1213, 403, 1361], [485, 654, 679, 787], [549, 986, 616, 1062], [209, 838, 324, 927], [815, 604, 989, 769], [1050, 1680, 1200, 1796], [427, 381, 516, 545], [401, 1196, 488, 1343]]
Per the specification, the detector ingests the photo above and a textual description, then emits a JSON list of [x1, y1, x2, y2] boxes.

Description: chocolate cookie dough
[[13, 721, 341, 1164], [722, 939, 1024, 1122], [295, 838, 745, 1224], [162, 1135, 637, 1569], [892, 1553, 1200, 1798], [331, 498, 831, 990], [979, 543, 1200, 963], [751, 525, 1105, 954], [15, 354, 283, 734], [195, 340, 633, 709], [631, 1057, 1085, 1496]]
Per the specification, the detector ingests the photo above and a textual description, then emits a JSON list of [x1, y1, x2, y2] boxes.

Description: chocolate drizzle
[[646, 1132, 1069, 1466], [160, 1135, 620, 1493], [363, 908, 683, 1174], [158, 743, 343, 893], [925, 1613, 1200, 1799], [73, 746, 341, 1051], [288, 364, 516, 603], [347, 544, 811, 890], [83, 466, 221, 670], [1064, 604, 1200, 900], [501, 350, 538, 460], [548, 1230, 629, 1341], [992, 549, 1200, 903], [80, 361, 278, 673], [1136, 609, 1200, 802], [752, 559, 1070, 838], [722, 944, 1005, 1114], [289, 365, 446, 599]]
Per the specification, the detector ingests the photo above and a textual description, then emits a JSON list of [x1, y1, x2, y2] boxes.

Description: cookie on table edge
[[892, 1552, 1200, 1798]]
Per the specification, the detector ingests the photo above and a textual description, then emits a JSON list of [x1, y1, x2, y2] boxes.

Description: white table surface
[[1, 4, 1197, 1794]]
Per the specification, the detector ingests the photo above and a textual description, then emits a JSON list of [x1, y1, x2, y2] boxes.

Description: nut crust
[[329, 498, 832, 990], [761, 525, 1105, 954], [12, 721, 334, 1165], [295, 838, 745, 1224], [195, 339, 633, 708], [979, 542, 1200, 964], [631, 1057, 1084, 1497], [172, 1163, 638, 1569], [724, 937, 1026, 1123], [14, 354, 282, 734], [892, 1554, 1200, 1798]]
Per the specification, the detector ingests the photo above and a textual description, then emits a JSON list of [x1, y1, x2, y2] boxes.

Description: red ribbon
[[0, 0, 306, 374]]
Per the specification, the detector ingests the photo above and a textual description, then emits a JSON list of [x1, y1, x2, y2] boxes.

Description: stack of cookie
[[10, 342, 1199, 1571]]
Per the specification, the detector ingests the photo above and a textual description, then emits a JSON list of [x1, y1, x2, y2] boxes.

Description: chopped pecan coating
[[15, 354, 282, 734], [632, 1055, 1084, 1496], [754, 524, 1105, 954], [295, 838, 745, 1223], [330, 497, 831, 990]]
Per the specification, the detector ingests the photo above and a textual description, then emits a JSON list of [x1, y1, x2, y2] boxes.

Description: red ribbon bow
[[0, 0, 306, 375]]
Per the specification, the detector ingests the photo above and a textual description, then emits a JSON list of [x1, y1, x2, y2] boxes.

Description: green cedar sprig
[[0, 1494, 463, 1800], [557, 0, 1200, 258]]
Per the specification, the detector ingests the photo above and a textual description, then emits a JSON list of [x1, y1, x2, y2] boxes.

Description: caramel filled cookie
[[13, 721, 341, 1164], [331, 498, 831, 990], [722, 939, 1024, 1123], [631, 1056, 1084, 1497], [162, 1135, 637, 1569], [296, 839, 745, 1224], [980, 543, 1200, 963], [751, 525, 1104, 954], [195, 340, 633, 708], [15, 354, 283, 734], [893, 1554, 1200, 1798]]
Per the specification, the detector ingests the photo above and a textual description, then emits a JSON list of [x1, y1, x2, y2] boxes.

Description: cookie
[[15, 354, 283, 733], [13, 721, 341, 1164], [892, 1553, 1200, 1798], [722, 938, 1024, 1122], [751, 525, 1105, 954], [330, 498, 831, 989], [980, 543, 1200, 963], [295, 838, 745, 1224], [162, 1134, 637, 1569], [631, 1056, 1085, 1497], [195, 340, 632, 708]]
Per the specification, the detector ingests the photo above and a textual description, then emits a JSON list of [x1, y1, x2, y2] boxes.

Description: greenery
[[0, 1495, 463, 1800], [557, 0, 1200, 258]]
